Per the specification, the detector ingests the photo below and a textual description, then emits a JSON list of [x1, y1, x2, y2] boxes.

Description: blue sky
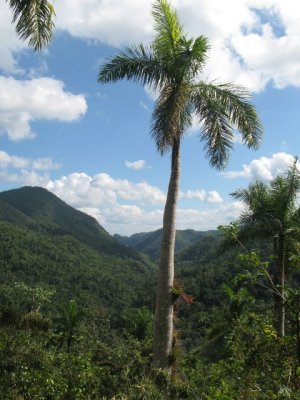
[[1, 0, 300, 235]]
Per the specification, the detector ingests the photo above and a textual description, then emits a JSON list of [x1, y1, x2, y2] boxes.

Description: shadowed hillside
[[0, 186, 142, 260], [0, 186, 155, 314]]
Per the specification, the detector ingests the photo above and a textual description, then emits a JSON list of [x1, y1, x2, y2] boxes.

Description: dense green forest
[[1, 186, 300, 399]]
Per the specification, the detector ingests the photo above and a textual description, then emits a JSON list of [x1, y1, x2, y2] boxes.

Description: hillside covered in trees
[[1, 185, 300, 399]]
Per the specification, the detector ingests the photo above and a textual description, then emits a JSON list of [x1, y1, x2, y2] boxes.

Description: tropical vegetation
[[230, 159, 300, 336]]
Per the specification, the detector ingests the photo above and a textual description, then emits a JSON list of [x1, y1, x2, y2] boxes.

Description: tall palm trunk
[[153, 138, 181, 369], [273, 234, 286, 336]]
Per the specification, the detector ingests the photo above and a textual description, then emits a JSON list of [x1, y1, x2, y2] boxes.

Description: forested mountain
[[0, 186, 142, 260], [0, 186, 155, 314], [114, 229, 219, 260]]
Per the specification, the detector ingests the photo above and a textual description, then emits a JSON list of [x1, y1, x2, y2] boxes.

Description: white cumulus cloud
[[3, 1, 300, 92], [0, 150, 60, 171], [176, 201, 244, 231], [223, 152, 299, 181], [0, 76, 87, 141], [0, 151, 29, 169], [55, 0, 153, 46], [206, 191, 224, 204], [45, 171, 166, 234], [125, 159, 146, 170], [91, 173, 165, 204], [183, 189, 223, 203], [185, 189, 206, 201], [57, 0, 300, 92]]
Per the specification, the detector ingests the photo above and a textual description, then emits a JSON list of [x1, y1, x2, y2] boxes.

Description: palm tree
[[98, 0, 263, 369], [231, 160, 300, 336], [7, 0, 55, 50], [58, 300, 79, 353]]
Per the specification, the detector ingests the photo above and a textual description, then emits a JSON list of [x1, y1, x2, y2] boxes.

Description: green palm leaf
[[98, 44, 168, 90], [233, 183, 277, 236], [7, 0, 55, 50], [231, 160, 300, 237], [203, 83, 263, 149], [152, 0, 183, 59], [192, 83, 263, 169], [270, 159, 300, 224], [174, 35, 209, 82]]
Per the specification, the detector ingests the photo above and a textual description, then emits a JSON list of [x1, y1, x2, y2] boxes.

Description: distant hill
[[0, 186, 155, 313], [0, 186, 141, 260], [177, 231, 221, 262], [114, 228, 219, 260]]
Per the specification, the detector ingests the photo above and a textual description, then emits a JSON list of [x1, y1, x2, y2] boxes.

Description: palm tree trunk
[[273, 234, 285, 336], [153, 138, 181, 369]]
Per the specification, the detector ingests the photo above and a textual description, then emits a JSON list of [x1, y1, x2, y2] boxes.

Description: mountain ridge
[[114, 228, 219, 260], [0, 186, 141, 261], [0, 186, 155, 313]]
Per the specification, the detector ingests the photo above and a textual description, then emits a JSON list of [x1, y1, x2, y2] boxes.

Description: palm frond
[[282, 158, 300, 202], [197, 83, 263, 146], [174, 35, 209, 82], [231, 182, 280, 235], [270, 158, 300, 223], [152, 0, 183, 59], [98, 44, 168, 90], [189, 36, 210, 74], [231, 181, 269, 209], [231, 164, 300, 240], [151, 83, 192, 153], [192, 89, 235, 169], [191, 82, 263, 169], [8, 0, 55, 50]]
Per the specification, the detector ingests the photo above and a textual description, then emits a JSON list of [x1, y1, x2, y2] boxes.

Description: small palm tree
[[98, 0, 263, 369], [59, 300, 79, 352], [7, 0, 55, 50], [231, 160, 300, 336]]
